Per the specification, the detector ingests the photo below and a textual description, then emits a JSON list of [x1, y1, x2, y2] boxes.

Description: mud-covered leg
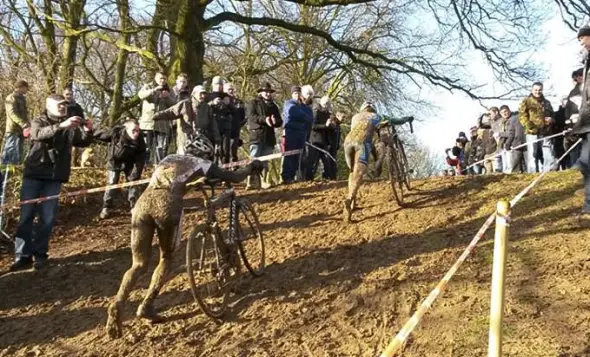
[[106, 214, 154, 339], [136, 223, 176, 323]]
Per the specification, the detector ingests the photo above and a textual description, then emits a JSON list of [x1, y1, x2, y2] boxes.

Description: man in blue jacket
[[281, 85, 314, 184]]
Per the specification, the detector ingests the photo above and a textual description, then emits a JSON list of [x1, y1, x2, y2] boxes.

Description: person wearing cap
[[463, 126, 479, 174], [305, 95, 338, 180], [10, 94, 94, 272], [341, 101, 383, 222], [224, 82, 246, 164], [3, 80, 30, 165], [246, 82, 283, 189], [571, 26, 590, 223], [138, 72, 175, 165], [564, 68, 584, 168], [281, 85, 314, 184], [152, 85, 219, 158]]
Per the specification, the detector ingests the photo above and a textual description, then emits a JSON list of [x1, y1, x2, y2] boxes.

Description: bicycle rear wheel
[[387, 148, 404, 206], [235, 199, 265, 277], [398, 141, 412, 190], [186, 224, 230, 318]]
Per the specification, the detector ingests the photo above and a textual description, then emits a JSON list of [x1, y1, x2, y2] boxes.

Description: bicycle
[[184, 177, 264, 318], [377, 120, 413, 206]]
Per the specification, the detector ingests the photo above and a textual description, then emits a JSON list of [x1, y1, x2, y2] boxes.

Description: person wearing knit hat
[[578, 26, 590, 39]]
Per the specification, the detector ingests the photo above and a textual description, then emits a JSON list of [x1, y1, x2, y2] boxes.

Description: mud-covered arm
[[206, 163, 254, 183]]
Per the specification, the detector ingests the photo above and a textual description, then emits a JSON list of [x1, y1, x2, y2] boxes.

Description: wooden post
[[488, 199, 511, 357]]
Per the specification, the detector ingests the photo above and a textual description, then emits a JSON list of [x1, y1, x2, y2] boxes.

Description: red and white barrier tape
[[378, 137, 584, 357], [0, 149, 303, 211]]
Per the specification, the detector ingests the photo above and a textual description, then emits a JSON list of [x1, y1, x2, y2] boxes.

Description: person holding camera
[[138, 72, 175, 165], [10, 94, 94, 271], [94, 118, 146, 219]]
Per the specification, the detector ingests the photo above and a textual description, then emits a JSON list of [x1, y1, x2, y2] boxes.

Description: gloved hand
[[249, 160, 264, 174]]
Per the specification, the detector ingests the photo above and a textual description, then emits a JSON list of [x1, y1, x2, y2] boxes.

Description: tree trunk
[[58, 0, 86, 91], [169, 0, 205, 86], [107, 0, 131, 126]]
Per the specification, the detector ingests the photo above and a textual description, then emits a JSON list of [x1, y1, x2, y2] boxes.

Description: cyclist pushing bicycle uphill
[[343, 101, 413, 222], [105, 133, 263, 339]]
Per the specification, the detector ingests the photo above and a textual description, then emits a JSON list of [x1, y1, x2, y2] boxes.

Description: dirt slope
[[1, 170, 589, 357]]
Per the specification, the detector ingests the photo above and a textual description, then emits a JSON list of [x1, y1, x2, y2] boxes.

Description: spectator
[[565, 68, 584, 167], [281, 85, 314, 184], [10, 94, 93, 271], [245, 82, 283, 189], [3, 80, 29, 165], [445, 146, 464, 175], [152, 85, 219, 158], [502, 105, 527, 173], [519, 82, 555, 172], [326, 112, 344, 180], [208, 76, 232, 164], [305, 95, 336, 180], [553, 96, 568, 170], [489, 107, 505, 172], [171, 73, 190, 102], [95, 118, 146, 219], [224, 82, 246, 164], [572, 26, 590, 221], [478, 124, 497, 174], [463, 126, 479, 174], [138, 72, 175, 165]]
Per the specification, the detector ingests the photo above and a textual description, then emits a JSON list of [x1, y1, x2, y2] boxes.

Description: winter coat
[[228, 97, 246, 138], [138, 82, 175, 134], [94, 125, 146, 175], [519, 94, 554, 136], [246, 96, 282, 146], [309, 104, 333, 145], [504, 114, 526, 152], [208, 92, 233, 135], [24, 112, 93, 182], [4, 92, 28, 135], [152, 99, 220, 153], [573, 59, 590, 135], [283, 99, 313, 134]]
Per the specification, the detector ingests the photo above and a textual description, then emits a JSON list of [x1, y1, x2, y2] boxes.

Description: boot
[[261, 169, 272, 189], [246, 175, 260, 190], [343, 198, 352, 223], [99, 207, 109, 220]]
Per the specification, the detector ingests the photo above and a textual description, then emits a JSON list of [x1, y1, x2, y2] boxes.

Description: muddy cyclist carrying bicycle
[[342, 101, 413, 222], [105, 132, 263, 339]]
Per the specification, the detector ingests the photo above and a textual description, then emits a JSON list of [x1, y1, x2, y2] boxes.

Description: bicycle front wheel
[[186, 224, 229, 318], [387, 148, 404, 206], [235, 199, 265, 277]]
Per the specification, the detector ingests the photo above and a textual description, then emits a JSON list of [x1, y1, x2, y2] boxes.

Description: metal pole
[[488, 199, 511, 357]]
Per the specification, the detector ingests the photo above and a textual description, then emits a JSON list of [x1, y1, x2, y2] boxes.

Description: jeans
[[154, 131, 169, 164], [511, 150, 527, 173], [142, 130, 154, 165], [14, 178, 62, 260], [579, 134, 590, 213], [103, 169, 139, 209], [249, 143, 274, 169], [493, 153, 503, 173], [502, 150, 512, 174], [281, 132, 306, 183], [525, 134, 539, 173], [2, 133, 24, 165], [541, 137, 556, 171]]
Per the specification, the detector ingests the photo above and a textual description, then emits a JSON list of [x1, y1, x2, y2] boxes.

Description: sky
[[414, 14, 583, 155]]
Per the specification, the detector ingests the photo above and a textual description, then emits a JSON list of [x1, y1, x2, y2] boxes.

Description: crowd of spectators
[[1, 74, 344, 270], [443, 75, 583, 177]]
